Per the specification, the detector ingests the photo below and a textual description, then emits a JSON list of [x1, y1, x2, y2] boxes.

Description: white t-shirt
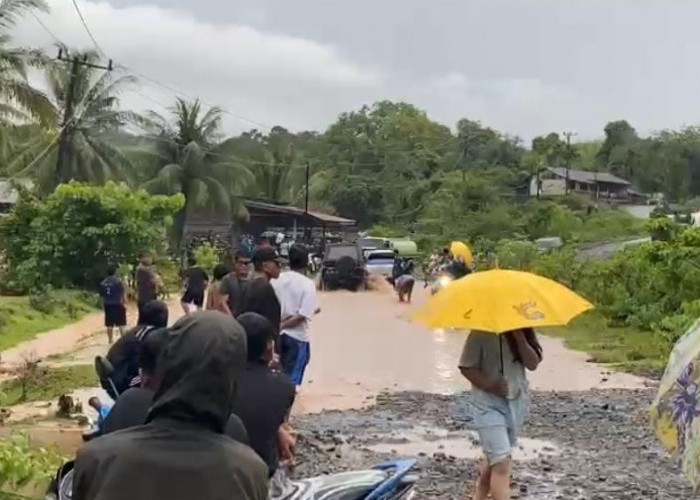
[[272, 270, 318, 342]]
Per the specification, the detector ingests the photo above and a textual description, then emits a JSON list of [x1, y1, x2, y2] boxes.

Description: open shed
[[241, 199, 356, 239]]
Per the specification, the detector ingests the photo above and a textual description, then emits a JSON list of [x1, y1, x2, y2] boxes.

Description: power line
[[29, 11, 62, 46], [70, 0, 107, 58], [114, 64, 272, 130], [26, 8, 461, 169]]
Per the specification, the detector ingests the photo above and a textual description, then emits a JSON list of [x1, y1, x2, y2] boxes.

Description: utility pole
[[304, 161, 310, 214], [55, 49, 113, 182], [563, 131, 576, 195]]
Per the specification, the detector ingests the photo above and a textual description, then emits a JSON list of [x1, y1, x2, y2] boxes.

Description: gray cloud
[[15, 0, 700, 141]]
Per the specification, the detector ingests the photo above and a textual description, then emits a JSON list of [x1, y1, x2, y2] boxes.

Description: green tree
[[456, 119, 523, 171], [531, 133, 566, 167], [597, 120, 640, 180], [139, 98, 253, 246], [0, 182, 184, 291], [0, 0, 55, 125], [320, 101, 454, 226], [222, 126, 302, 203], [8, 50, 135, 192]]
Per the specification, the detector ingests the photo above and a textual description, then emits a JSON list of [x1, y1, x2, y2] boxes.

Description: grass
[[0, 290, 99, 351], [0, 364, 96, 406], [547, 312, 669, 377]]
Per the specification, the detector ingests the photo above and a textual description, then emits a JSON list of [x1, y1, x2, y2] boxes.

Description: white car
[[365, 249, 396, 278]]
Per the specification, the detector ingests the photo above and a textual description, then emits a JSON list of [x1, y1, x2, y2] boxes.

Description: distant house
[[530, 167, 632, 199], [0, 179, 32, 215]]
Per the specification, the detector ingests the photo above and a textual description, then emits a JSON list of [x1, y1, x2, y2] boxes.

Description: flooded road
[[1, 286, 646, 416], [296, 287, 647, 413]]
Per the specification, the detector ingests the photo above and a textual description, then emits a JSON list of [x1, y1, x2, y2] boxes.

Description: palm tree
[[7, 50, 136, 191], [0, 0, 55, 125], [223, 126, 304, 203], [139, 98, 253, 246]]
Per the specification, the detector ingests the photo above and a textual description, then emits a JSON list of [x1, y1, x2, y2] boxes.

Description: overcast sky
[[15, 0, 700, 141]]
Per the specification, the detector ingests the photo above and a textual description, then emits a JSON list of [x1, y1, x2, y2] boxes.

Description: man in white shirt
[[273, 244, 320, 387]]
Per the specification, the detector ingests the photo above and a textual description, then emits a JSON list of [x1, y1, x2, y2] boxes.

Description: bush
[[0, 182, 184, 293], [193, 242, 220, 275], [0, 433, 64, 496], [495, 240, 539, 270]]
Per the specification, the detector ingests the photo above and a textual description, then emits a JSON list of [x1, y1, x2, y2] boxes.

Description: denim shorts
[[470, 389, 528, 464]]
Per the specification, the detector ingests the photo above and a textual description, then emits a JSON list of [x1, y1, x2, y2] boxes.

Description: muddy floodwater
[[295, 287, 646, 413]]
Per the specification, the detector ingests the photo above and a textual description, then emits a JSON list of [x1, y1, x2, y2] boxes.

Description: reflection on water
[[298, 289, 467, 413], [297, 288, 646, 414], [365, 425, 559, 461]]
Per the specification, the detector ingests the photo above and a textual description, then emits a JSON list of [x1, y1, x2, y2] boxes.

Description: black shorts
[[181, 289, 205, 307], [104, 303, 127, 327]]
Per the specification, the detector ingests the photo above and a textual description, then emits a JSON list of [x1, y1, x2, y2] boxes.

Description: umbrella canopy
[[651, 318, 700, 489], [450, 241, 474, 267], [412, 269, 593, 333]]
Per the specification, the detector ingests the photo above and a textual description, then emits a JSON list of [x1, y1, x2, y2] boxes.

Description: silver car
[[365, 249, 396, 278]]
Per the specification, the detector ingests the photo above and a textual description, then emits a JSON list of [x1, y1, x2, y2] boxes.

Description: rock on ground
[[291, 389, 693, 499]]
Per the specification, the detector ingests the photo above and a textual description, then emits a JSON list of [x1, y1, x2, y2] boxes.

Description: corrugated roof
[[547, 167, 630, 186], [243, 200, 355, 226]]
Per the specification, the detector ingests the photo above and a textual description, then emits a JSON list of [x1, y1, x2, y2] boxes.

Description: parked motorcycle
[[49, 459, 418, 500]]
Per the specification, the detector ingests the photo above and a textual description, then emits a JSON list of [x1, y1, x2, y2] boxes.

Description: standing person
[[73, 312, 269, 500], [180, 256, 209, 315], [219, 250, 251, 317], [273, 244, 319, 387], [459, 329, 542, 500], [135, 253, 159, 326], [233, 313, 296, 477], [236, 246, 282, 333], [206, 263, 231, 311], [99, 264, 126, 344]]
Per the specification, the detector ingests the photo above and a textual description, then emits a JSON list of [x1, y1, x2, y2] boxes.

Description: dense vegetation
[[0, 182, 183, 293], [1, 0, 699, 376], [3, 2, 700, 235], [491, 220, 700, 374]]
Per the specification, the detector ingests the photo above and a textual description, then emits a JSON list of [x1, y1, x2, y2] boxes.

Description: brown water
[[1, 286, 647, 447], [295, 287, 647, 413]]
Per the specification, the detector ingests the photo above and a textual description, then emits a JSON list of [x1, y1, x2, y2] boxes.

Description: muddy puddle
[[363, 425, 559, 461]]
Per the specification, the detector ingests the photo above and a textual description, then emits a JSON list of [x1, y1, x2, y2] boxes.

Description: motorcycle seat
[[306, 470, 387, 500]]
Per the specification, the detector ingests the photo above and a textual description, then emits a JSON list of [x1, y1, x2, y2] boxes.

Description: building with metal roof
[[530, 167, 636, 200]]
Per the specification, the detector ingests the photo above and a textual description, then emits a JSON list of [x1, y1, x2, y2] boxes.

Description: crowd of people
[[89, 240, 542, 500], [88, 242, 320, 499]]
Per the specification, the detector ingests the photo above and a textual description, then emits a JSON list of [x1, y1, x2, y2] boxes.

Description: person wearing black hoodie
[[72, 311, 268, 500], [101, 326, 249, 444]]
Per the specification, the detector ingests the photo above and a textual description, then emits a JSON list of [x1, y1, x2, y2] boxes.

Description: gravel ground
[[291, 389, 694, 499]]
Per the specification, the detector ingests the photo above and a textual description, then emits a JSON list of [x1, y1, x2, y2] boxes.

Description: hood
[[146, 311, 247, 433]]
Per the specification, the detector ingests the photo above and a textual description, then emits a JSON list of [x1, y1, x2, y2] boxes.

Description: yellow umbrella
[[413, 269, 593, 333], [450, 241, 474, 267]]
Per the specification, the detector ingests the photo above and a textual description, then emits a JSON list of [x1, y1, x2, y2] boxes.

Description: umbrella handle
[[499, 336, 504, 376]]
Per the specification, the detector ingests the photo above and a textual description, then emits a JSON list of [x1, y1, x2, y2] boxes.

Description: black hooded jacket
[[73, 312, 268, 500]]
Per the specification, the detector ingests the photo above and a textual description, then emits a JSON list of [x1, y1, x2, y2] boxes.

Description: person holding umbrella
[[412, 268, 594, 500], [459, 329, 542, 500]]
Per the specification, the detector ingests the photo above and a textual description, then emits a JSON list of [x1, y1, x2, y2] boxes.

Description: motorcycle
[[49, 458, 418, 500], [430, 269, 454, 296]]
